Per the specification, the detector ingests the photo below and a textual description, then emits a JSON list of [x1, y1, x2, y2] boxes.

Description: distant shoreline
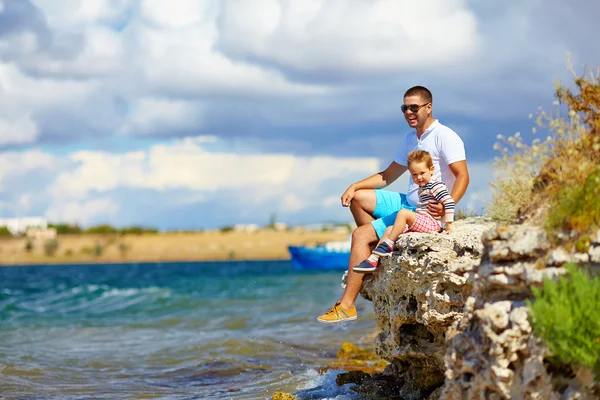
[[0, 257, 294, 268], [0, 230, 349, 267]]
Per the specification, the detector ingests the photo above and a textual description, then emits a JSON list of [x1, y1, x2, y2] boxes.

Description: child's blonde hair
[[407, 150, 433, 168]]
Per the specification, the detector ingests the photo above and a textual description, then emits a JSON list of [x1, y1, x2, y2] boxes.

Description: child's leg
[[372, 212, 416, 257], [371, 226, 394, 257], [354, 226, 393, 272], [387, 209, 416, 241], [377, 226, 393, 246]]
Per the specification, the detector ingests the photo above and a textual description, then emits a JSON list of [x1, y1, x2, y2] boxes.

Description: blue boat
[[288, 239, 351, 270]]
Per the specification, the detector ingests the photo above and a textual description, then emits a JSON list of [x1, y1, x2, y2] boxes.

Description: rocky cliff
[[344, 217, 599, 399]]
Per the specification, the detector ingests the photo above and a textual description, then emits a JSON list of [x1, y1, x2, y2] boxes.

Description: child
[[353, 149, 455, 273]]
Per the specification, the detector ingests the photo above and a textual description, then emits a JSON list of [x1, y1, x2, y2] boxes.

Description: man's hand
[[427, 201, 445, 218], [341, 186, 356, 207]]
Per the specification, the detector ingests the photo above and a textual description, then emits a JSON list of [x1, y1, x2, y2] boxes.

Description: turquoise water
[[0, 260, 377, 399]]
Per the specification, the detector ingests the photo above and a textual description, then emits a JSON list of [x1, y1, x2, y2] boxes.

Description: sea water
[[0, 260, 378, 399]]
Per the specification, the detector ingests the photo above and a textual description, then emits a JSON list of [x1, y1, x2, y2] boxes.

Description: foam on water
[[0, 260, 377, 399]]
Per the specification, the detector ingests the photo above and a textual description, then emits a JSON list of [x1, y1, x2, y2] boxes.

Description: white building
[[233, 224, 259, 233], [0, 217, 48, 236], [272, 222, 288, 232]]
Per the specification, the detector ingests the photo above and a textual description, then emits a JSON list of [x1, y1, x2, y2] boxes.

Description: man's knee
[[350, 189, 376, 214], [352, 223, 379, 246]]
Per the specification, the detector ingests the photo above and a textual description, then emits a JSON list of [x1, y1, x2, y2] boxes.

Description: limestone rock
[[441, 223, 600, 400], [336, 370, 370, 386], [357, 217, 495, 397], [351, 219, 599, 400]]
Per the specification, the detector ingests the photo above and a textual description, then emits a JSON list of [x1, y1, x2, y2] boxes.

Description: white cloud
[[139, 0, 212, 28], [51, 135, 380, 197], [0, 61, 97, 141], [50, 26, 123, 77], [0, 135, 497, 227], [130, 14, 329, 97], [217, 0, 479, 74], [2, 0, 599, 147], [0, 115, 39, 145], [0, 136, 381, 225], [31, 0, 133, 26], [0, 149, 58, 188], [1, 0, 599, 229], [45, 198, 119, 226], [0, 62, 93, 107], [280, 193, 304, 213], [18, 194, 31, 212], [118, 97, 205, 136]]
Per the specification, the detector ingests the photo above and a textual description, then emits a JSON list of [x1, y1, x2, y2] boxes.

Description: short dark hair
[[404, 86, 432, 104]]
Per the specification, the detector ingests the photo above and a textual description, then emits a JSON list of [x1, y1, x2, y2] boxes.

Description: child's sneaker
[[372, 242, 394, 257], [353, 259, 378, 273], [316, 301, 357, 323]]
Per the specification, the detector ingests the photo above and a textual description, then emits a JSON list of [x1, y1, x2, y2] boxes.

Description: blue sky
[[0, 0, 599, 230]]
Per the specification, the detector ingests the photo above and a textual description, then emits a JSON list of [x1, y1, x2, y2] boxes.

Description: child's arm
[[444, 221, 453, 234], [430, 182, 455, 223]]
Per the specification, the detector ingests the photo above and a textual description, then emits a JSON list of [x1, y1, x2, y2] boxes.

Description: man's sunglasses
[[401, 103, 430, 113]]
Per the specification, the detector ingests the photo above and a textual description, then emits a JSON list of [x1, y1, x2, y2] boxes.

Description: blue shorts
[[370, 190, 417, 239]]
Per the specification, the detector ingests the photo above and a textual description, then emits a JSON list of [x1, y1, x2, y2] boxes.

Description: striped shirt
[[416, 179, 455, 223]]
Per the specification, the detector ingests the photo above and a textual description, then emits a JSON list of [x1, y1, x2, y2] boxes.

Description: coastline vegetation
[[489, 58, 600, 245], [487, 59, 600, 381], [528, 264, 600, 375], [48, 223, 159, 235], [0, 229, 349, 266]]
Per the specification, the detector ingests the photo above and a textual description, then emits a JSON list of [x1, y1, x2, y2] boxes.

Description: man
[[317, 85, 470, 323]]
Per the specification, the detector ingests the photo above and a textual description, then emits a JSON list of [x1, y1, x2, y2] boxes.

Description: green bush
[[544, 166, 600, 240], [44, 239, 59, 256], [454, 208, 481, 220], [25, 240, 34, 252], [528, 263, 600, 371], [49, 223, 82, 234], [0, 226, 12, 237], [118, 241, 130, 257], [120, 226, 158, 235], [94, 242, 104, 256], [85, 224, 119, 234]]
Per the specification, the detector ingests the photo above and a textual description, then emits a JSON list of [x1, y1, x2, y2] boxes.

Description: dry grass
[[488, 56, 600, 243], [487, 174, 534, 225], [0, 230, 349, 266]]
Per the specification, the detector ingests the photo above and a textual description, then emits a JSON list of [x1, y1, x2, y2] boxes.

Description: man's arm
[[447, 160, 470, 204], [353, 161, 407, 190], [341, 162, 407, 206]]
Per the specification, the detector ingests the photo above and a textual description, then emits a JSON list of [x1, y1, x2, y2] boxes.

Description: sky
[[0, 0, 599, 230]]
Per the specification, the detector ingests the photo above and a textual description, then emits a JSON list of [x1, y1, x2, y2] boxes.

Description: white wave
[[294, 368, 361, 400], [99, 287, 171, 298]]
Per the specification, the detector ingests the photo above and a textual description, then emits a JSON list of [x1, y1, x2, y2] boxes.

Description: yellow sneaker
[[316, 301, 357, 323]]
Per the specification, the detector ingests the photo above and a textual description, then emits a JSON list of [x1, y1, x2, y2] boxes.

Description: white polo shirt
[[394, 120, 466, 207]]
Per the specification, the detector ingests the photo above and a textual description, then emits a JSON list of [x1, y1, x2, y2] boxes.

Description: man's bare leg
[[337, 189, 380, 309], [339, 223, 379, 309], [349, 189, 377, 226], [316, 189, 380, 322]]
